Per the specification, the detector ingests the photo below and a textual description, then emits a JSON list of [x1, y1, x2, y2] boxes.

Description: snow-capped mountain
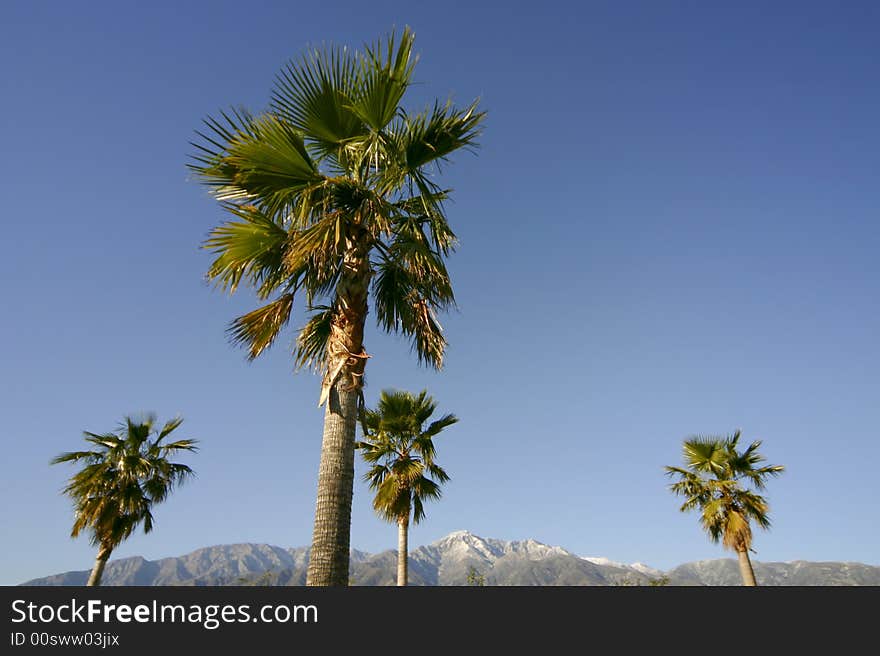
[[22, 531, 880, 586], [582, 556, 664, 577]]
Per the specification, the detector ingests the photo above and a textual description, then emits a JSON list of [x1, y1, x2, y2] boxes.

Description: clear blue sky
[[2, 0, 878, 585]]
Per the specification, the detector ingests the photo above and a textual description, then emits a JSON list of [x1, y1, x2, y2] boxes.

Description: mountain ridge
[[21, 531, 880, 586]]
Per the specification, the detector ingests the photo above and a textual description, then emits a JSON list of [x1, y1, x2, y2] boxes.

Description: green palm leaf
[[347, 28, 416, 132], [372, 255, 449, 368], [204, 204, 289, 295], [194, 111, 323, 216], [271, 45, 365, 161], [398, 100, 485, 173], [228, 293, 295, 360], [294, 305, 334, 372]]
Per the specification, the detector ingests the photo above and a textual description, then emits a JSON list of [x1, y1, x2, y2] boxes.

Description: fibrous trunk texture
[[737, 547, 758, 586], [397, 516, 409, 586], [86, 544, 112, 587], [306, 247, 370, 587]]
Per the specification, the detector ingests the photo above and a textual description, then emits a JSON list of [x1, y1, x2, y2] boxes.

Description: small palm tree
[[357, 389, 456, 586], [50, 414, 198, 586], [466, 567, 486, 586], [665, 430, 784, 586], [190, 28, 484, 586]]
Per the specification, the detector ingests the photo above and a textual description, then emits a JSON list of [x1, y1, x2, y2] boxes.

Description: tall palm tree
[[189, 28, 484, 585], [357, 389, 456, 586], [665, 430, 784, 586], [50, 415, 198, 586]]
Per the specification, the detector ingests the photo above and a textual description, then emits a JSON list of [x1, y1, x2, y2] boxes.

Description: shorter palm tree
[[665, 430, 784, 586], [50, 414, 198, 586], [357, 390, 457, 586]]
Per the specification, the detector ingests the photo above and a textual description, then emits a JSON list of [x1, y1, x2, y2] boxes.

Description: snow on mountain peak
[[430, 532, 654, 570], [583, 556, 661, 574], [444, 529, 473, 539], [583, 556, 627, 568], [430, 532, 575, 562], [630, 562, 663, 576]]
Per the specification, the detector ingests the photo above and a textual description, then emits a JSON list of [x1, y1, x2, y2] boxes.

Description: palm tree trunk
[[397, 516, 409, 586], [86, 544, 112, 587], [306, 381, 360, 586], [306, 255, 370, 587], [736, 548, 758, 586]]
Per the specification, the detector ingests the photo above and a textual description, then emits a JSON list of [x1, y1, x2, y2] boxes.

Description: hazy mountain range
[[22, 530, 880, 586]]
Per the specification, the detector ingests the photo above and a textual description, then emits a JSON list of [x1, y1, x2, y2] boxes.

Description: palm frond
[[156, 417, 184, 443], [391, 190, 457, 255], [362, 463, 390, 489], [192, 111, 323, 216], [83, 432, 122, 450], [271, 44, 365, 161], [285, 210, 347, 292], [743, 464, 785, 490], [681, 437, 727, 475], [412, 495, 426, 525], [50, 450, 104, 466], [425, 463, 450, 484], [140, 508, 155, 535], [397, 99, 485, 174], [424, 413, 459, 437], [347, 27, 416, 132], [372, 254, 449, 368], [293, 305, 334, 372], [721, 510, 752, 551], [161, 439, 199, 454], [412, 475, 442, 499], [737, 490, 772, 528], [227, 293, 295, 360], [204, 204, 290, 296], [372, 476, 410, 522]]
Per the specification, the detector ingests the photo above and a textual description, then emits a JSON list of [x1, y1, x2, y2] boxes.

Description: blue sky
[[2, 0, 878, 585]]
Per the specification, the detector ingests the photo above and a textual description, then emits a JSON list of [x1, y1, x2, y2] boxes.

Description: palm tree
[[50, 415, 198, 586], [357, 389, 456, 586], [189, 28, 484, 586], [665, 430, 784, 586]]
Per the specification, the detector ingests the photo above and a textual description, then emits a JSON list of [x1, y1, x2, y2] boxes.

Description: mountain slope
[[667, 558, 880, 586], [21, 531, 880, 586]]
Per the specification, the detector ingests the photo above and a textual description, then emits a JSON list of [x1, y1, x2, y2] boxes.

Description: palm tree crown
[[51, 414, 198, 551], [665, 430, 784, 553], [190, 27, 484, 396], [358, 389, 456, 524]]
